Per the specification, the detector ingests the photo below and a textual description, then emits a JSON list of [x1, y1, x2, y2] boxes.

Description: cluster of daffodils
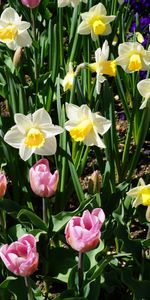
[[4, 105, 111, 161], [127, 179, 150, 222]]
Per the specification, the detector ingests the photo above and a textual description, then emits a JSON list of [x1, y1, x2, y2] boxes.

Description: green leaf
[[0, 276, 17, 289], [17, 209, 48, 232]]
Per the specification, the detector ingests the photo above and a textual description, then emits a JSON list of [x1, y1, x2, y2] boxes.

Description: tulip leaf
[[17, 209, 48, 232], [0, 276, 17, 289], [52, 196, 94, 233]]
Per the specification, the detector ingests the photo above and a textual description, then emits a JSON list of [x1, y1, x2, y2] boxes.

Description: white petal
[[139, 99, 149, 109], [58, 0, 70, 7], [137, 79, 150, 98], [6, 41, 17, 50], [33, 108, 52, 126], [35, 137, 57, 156], [17, 21, 31, 31], [146, 206, 150, 222], [101, 16, 116, 24], [91, 3, 107, 15], [4, 126, 24, 149], [77, 21, 91, 35], [14, 114, 33, 134], [84, 128, 106, 148], [19, 141, 34, 161], [0, 8, 20, 24], [65, 103, 83, 122], [101, 40, 109, 59], [42, 125, 64, 137], [132, 196, 143, 208], [15, 31, 32, 48], [93, 114, 111, 135]]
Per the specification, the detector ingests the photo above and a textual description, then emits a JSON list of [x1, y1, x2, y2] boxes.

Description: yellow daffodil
[[62, 63, 75, 92], [127, 178, 150, 222], [0, 7, 32, 50], [58, 0, 87, 7], [89, 40, 117, 94], [4, 108, 64, 161], [137, 79, 150, 109], [116, 42, 150, 73], [77, 3, 116, 41], [65, 103, 111, 148]]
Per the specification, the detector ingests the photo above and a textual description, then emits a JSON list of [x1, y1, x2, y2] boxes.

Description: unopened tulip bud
[[0, 172, 7, 198], [13, 47, 24, 67], [88, 170, 101, 195], [21, 0, 41, 8], [29, 158, 59, 198]]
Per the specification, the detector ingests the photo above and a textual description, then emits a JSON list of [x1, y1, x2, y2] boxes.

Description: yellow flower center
[[100, 60, 117, 76], [128, 54, 142, 71], [89, 17, 106, 35], [24, 128, 45, 148], [140, 188, 150, 206], [70, 119, 93, 142], [0, 25, 18, 42]]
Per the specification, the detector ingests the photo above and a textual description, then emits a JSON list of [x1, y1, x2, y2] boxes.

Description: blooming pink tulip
[[0, 172, 7, 198], [29, 158, 59, 198], [21, 0, 41, 8], [65, 208, 105, 253], [0, 234, 39, 277]]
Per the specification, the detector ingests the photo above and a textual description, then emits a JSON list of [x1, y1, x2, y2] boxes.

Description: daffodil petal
[[33, 108, 52, 126], [17, 21, 31, 31], [15, 31, 32, 48], [84, 128, 106, 148], [14, 114, 33, 134], [93, 115, 111, 135], [77, 21, 91, 35], [19, 141, 34, 161], [65, 103, 84, 122], [42, 125, 64, 138], [4, 126, 24, 149], [137, 79, 150, 98], [1, 7, 20, 23], [35, 137, 57, 156]]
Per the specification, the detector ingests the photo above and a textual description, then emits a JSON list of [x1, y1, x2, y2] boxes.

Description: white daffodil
[[137, 79, 150, 109], [62, 63, 75, 92], [65, 103, 111, 148], [77, 3, 116, 41], [0, 7, 32, 50], [4, 108, 64, 161], [58, 0, 87, 7], [116, 42, 150, 73], [127, 178, 150, 222], [89, 40, 117, 94]]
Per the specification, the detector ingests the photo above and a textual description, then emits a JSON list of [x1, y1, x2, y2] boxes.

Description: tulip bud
[[13, 47, 24, 67], [29, 158, 59, 198], [88, 170, 101, 195], [21, 0, 41, 8], [0, 172, 7, 198]]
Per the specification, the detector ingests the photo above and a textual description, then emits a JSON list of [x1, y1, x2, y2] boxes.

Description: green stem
[[24, 277, 34, 300], [78, 252, 84, 296], [42, 197, 48, 225]]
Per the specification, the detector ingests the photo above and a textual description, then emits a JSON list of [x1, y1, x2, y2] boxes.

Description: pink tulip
[[21, 0, 41, 8], [29, 158, 59, 198], [0, 172, 7, 198], [0, 234, 39, 277], [65, 208, 105, 253]]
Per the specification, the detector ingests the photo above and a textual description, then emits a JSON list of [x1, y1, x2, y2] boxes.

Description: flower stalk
[[78, 252, 84, 296], [24, 277, 34, 300]]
